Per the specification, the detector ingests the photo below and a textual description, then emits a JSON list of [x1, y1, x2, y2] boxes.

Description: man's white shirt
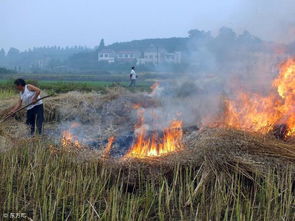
[[130, 70, 137, 80]]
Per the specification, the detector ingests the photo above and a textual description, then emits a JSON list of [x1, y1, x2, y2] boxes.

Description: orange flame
[[224, 58, 295, 137], [150, 82, 160, 96], [151, 82, 160, 91], [61, 122, 82, 148], [125, 106, 184, 158], [102, 136, 115, 158]]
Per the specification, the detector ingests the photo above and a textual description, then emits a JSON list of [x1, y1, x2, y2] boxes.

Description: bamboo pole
[[0, 95, 53, 123]]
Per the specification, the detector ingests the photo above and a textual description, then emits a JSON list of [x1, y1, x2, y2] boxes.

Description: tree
[[0, 67, 15, 74], [98, 39, 105, 50], [188, 29, 213, 51], [217, 27, 237, 41], [188, 29, 211, 39], [7, 47, 20, 57], [0, 48, 5, 58], [238, 31, 261, 44]]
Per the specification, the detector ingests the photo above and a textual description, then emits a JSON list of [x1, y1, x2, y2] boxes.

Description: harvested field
[[0, 88, 294, 220]]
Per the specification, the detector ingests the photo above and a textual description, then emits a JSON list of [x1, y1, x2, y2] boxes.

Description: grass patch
[[0, 80, 151, 95], [0, 89, 16, 99]]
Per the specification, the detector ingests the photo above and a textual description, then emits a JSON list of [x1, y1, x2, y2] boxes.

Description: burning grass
[[123, 104, 184, 159], [0, 130, 294, 220], [0, 79, 295, 219], [224, 58, 295, 138]]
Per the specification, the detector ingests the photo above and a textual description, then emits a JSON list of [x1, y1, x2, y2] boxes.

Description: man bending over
[[9, 79, 44, 135]]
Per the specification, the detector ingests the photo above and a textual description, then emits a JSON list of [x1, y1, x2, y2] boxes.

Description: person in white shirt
[[9, 79, 44, 135], [129, 66, 137, 87]]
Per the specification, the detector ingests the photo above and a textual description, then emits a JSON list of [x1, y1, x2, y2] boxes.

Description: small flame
[[102, 136, 115, 158], [125, 106, 184, 159], [61, 122, 82, 148], [132, 104, 142, 110], [150, 82, 160, 96], [151, 82, 160, 91]]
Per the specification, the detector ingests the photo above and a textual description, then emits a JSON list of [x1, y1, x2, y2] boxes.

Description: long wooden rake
[[0, 95, 53, 124]]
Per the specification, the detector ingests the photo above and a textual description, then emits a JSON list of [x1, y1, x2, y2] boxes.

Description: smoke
[[53, 0, 295, 150], [145, 22, 293, 131], [230, 0, 295, 44]]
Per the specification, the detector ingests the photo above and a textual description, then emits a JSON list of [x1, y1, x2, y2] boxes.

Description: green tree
[[0, 48, 5, 58], [7, 47, 20, 57], [98, 38, 105, 50]]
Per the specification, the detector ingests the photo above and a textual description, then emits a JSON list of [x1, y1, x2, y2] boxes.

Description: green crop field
[[0, 79, 152, 95]]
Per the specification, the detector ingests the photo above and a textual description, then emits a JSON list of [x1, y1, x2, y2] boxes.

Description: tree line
[[0, 27, 294, 74]]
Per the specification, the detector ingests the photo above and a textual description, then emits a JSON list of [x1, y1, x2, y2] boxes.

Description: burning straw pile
[[47, 88, 295, 181], [0, 80, 294, 220], [1, 59, 295, 182], [223, 58, 295, 139], [45, 69, 295, 201], [1, 80, 294, 170]]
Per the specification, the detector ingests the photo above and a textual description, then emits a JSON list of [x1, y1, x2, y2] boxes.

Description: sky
[[1, 0, 295, 51]]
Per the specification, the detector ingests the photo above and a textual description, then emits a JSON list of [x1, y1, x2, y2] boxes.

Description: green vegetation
[[38, 81, 113, 94], [0, 79, 152, 94], [38, 81, 151, 93], [0, 89, 15, 99], [0, 143, 293, 220], [0, 67, 15, 75]]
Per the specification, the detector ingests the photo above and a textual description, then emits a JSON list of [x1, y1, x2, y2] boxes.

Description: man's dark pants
[[26, 104, 44, 135], [129, 79, 136, 87]]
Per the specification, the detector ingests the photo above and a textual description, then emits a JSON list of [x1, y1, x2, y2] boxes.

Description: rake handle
[[1, 95, 53, 123]]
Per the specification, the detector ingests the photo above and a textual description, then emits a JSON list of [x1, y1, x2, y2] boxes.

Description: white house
[[137, 49, 182, 65], [98, 48, 182, 65], [116, 50, 141, 63], [98, 49, 116, 63], [165, 52, 182, 64]]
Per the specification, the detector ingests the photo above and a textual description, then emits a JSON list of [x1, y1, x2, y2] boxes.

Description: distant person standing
[[129, 66, 137, 87]]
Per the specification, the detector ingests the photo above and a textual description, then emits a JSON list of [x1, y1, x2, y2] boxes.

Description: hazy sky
[[1, 0, 295, 51]]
